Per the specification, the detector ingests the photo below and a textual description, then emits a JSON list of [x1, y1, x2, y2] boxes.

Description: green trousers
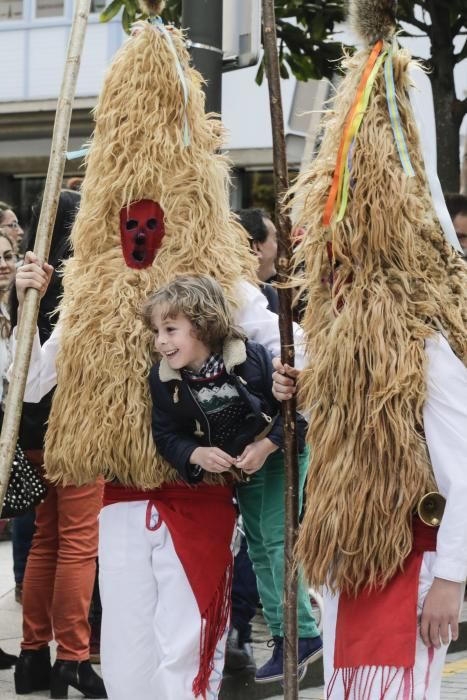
[[236, 449, 319, 638]]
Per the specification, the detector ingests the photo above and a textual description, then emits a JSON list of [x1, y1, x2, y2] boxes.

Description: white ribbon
[[152, 17, 190, 146]]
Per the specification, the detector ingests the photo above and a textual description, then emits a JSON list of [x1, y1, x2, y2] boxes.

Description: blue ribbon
[[384, 50, 415, 178], [151, 16, 190, 146], [66, 147, 89, 160]]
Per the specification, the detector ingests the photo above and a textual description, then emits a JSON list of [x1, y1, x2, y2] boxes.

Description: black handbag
[[1, 444, 48, 519]]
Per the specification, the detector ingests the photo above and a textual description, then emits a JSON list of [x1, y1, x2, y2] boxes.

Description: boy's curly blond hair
[[143, 275, 245, 351]]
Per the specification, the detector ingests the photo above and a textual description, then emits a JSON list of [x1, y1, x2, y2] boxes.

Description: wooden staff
[[0, 0, 91, 511], [261, 1, 300, 697]]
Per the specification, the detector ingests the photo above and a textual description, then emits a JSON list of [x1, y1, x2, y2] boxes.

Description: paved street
[[1, 540, 466, 699], [0, 541, 99, 700]]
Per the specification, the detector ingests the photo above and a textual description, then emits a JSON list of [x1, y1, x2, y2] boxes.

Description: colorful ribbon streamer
[[323, 41, 419, 227], [384, 50, 415, 178], [336, 50, 387, 221], [323, 40, 384, 227], [151, 16, 190, 147]]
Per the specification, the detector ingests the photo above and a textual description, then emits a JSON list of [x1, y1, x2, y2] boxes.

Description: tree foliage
[[99, 0, 181, 33]]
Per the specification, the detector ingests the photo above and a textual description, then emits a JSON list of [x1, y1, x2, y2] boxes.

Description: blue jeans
[[231, 535, 259, 643], [11, 511, 35, 584]]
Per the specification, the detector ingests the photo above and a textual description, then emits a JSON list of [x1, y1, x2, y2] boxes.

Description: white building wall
[[0, 0, 123, 102], [222, 64, 297, 151], [0, 30, 26, 100]]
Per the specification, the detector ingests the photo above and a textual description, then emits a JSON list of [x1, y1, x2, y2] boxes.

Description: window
[[0, 1, 23, 20], [91, 0, 106, 12], [36, 0, 64, 17]]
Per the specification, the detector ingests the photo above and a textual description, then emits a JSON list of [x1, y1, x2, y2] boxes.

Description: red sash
[[329, 518, 437, 699], [103, 482, 236, 699]]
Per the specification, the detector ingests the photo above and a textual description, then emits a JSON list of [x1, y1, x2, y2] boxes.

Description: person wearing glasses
[[0, 202, 25, 252], [8, 191, 107, 699]]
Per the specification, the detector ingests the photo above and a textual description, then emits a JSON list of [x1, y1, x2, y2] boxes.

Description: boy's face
[[152, 309, 210, 372]]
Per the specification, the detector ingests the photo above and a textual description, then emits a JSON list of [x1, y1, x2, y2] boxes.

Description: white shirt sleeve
[[234, 279, 306, 369], [8, 324, 60, 403], [424, 333, 467, 583]]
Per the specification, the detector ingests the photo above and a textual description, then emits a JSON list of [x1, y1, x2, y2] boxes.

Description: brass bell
[[417, 491, 446, 527]]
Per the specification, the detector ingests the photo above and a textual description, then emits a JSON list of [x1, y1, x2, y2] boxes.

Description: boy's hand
[[272, 357, 300, 402], [189, 446, 234, 474], [420, 577, 463, 648], [16, 252, 54, 306], [236, 438, 278, 475]]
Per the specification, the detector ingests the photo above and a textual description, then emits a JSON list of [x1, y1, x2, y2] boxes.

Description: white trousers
[[323, 553, 453, 700], [98, 501, 228, 700]]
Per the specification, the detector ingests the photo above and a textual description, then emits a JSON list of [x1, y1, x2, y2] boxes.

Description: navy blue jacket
[[149, 338, 307, 483]]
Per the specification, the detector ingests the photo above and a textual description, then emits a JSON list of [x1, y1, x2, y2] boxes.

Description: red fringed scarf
[[328, 517, 437, 700], [103, 481, 236, 699]]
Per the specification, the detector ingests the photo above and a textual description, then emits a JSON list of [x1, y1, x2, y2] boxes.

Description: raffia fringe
[[327, 666, 414, 700]]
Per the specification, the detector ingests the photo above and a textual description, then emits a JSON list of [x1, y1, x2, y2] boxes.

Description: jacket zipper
[[186, 385, 212, 446], [233, 375, 273, 424]]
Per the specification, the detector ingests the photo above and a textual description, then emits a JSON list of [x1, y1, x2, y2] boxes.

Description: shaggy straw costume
[[294, 4, 466, 597], [291, 0, 467, 697], [44, 21, 256, 489]]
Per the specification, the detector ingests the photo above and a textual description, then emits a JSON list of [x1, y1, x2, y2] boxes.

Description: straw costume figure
[[289, 0, 467, 698], [15, 2, 304, 698], [45, 2, 256, 490]]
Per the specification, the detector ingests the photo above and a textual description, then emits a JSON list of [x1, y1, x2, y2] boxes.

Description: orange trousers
[[21, 452, 103, 661]]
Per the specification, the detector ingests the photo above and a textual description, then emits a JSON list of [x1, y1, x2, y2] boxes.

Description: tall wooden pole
[[261, 2, 299, 698], [0, 0, 91, 511]]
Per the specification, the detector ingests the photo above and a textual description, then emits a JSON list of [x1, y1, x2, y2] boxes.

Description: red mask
[[119, 200, 165, 269]]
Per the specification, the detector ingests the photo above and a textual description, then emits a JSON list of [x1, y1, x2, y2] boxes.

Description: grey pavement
[[0, 540, 90, 699], [1, 540, 467, 699]]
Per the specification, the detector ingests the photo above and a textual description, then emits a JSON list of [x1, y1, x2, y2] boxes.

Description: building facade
[[0, 2, 464, 230], [0, 0, 124, 219]]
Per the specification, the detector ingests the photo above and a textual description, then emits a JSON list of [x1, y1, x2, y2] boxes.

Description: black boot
[[14, 647, 51, 694], [225, 626, 255, 672], [0, 647, 18, 669], [50, 659, 107, 699]]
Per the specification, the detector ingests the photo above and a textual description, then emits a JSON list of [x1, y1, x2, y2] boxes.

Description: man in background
[[445, 192, 467, 258]]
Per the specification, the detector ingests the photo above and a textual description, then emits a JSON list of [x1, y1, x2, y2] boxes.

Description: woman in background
[[12, 191, 107, 699], [0, 202, 24, 253], [0, 229, 20, 670]]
